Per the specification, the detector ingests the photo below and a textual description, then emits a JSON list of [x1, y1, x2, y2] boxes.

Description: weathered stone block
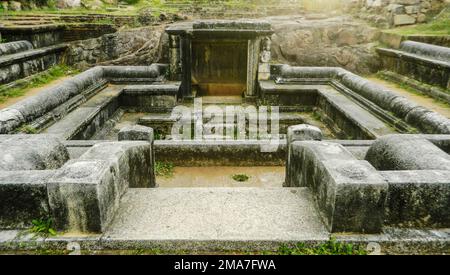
[[366, 135, 450, 170], [0, 170, 55, 229], [393, 14, 416, 25], [285, 124, 323, 187], [47, 142, 155, 232], [0, 135, 69, 171], [287, 141, 387, 233], [382, 170, 450, 228], [287, 124, 323, 143], [0, 41, 33, 56], [118, 125, 154, 142]]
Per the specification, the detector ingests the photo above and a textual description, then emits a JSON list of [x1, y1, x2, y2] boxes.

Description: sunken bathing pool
[[2, 21, 446, 142], [0, 20, 449, 253]]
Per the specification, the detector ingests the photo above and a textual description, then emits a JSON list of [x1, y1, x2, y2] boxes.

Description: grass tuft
[[232, 174, 250, 182], [278, 238, 368, 255], [155, 161, 174, 177]]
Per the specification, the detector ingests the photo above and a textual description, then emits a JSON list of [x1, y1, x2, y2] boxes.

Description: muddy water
[[368, 77, 450, 118], [157, 166, 285, 188]]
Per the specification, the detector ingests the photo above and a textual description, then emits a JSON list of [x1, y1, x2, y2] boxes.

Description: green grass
[[232, 174, 250, 182], [0, 65, 79, 104], [4, 238, 368, 255], [278, 238, 368, 255], [386, 9, 450, 36], [155, 161, 174, 177]]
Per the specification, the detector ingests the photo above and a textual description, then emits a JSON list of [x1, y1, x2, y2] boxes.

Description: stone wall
[[65, 25, 168, 70], [0, 0, 49, 11], [346, 0, 448, 27], [0, 1, 111, 11], [0, 41, 67, 85]]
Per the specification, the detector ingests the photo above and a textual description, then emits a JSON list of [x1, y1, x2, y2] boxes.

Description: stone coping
[[0, 24, 66, 34], [401, 40, 450, 63], [122, 83, 181, 95], [166, 20, 274, 37], [0, 44, 67, 67], [0, 40, 33, 56], [0, 64, 168, 134], [376, 47, 450, 69], [270, 65, 450, 135]]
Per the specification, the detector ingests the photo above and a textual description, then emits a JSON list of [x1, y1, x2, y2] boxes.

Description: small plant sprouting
[[29, 218, 57, 237], [155, 161, 174, 178], [19, 125, 38, 134], [278, 238, 367, 255], [232, 174, 250, 182]]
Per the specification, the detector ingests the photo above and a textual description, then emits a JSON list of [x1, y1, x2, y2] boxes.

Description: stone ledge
[[0, 44, 68, 68], [0, 227, 448, 254], [0, 64, 169, 134], [270, 64, 450, 135]]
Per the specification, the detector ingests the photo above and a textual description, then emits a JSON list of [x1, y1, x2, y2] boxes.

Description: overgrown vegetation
[[278, 238, 368, 255], [29, 218, 57, 237], [155, 161, 174, 177], [0, 65, 79, 104], [3, 238, 368, 255], [387, 8, 450, 36], [124, 0, 141, 4], [232, 174, 250, 182]]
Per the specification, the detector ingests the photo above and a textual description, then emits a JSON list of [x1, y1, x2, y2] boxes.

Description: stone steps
[[103, 187, 329, 248], [0, 14, 137, 28], [43, 85, 123, 140]]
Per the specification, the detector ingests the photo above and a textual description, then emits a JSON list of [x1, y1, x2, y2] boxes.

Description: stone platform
[[104, 187, 329, 247]]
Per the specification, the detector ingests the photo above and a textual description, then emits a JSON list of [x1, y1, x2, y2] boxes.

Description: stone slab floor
[[104, 187, 329, 243]]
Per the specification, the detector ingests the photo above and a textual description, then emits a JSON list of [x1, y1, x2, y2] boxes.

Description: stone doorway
[[166, 20, 273, 100], [192, 39, 248, 96]]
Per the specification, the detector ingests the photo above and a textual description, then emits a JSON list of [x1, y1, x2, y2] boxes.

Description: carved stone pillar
[[246, 38, 261, 98], [169, 35, 181, 81], [258, 37, 272, 81]]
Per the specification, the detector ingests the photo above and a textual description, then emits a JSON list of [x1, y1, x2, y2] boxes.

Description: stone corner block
[[324, 159, 388, 233], [287, 124, 323, 143], [47, 159, 111, 233], [118, 125, 154, 143], [286, 141, 387, 233]]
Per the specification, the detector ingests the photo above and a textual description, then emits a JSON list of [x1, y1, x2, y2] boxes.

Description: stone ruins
[[0, 0, 449, 254]]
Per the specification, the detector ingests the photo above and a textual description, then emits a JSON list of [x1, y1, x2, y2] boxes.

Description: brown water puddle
[[157, 166, 285, 188], [368, 77, 450, 118]]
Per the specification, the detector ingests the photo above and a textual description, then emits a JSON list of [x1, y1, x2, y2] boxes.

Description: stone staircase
[[157, 0, 305, 18]]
